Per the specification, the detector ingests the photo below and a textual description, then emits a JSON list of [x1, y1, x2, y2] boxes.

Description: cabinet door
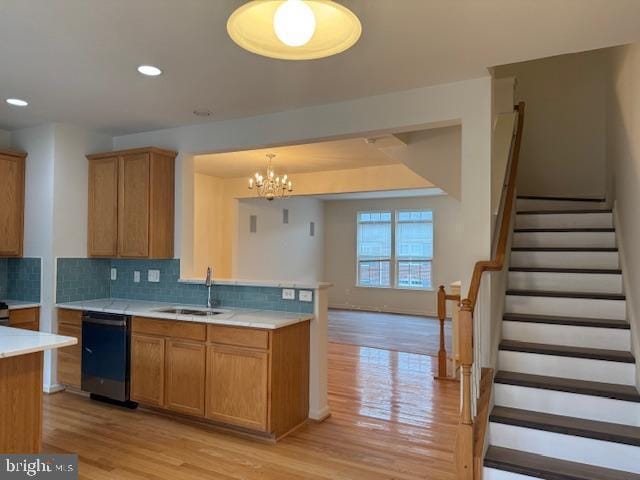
[[9, 308, 39, 331], [131, 334, 165, 406], [206, 345, 269, 431], [165, 340, 206, 416], [57, 325, 82, 388], [118, 153, 150, 257], [88, 157, 118, 257], [0, 153, 25, 257]]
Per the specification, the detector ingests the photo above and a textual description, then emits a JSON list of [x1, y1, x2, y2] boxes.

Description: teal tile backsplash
[[0, 257, 41, 302], [56, 258, 314, 313]]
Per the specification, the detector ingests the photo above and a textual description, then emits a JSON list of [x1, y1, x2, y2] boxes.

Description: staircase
[[484, 196, 640, 479]]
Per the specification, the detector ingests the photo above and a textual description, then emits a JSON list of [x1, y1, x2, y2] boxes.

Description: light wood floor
[[328, 309, 452, 356], [43, 343, 459, 479]]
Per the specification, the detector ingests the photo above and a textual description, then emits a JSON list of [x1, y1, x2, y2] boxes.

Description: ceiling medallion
[[248, 154, 293, 200], [227, 0, 362, 60]]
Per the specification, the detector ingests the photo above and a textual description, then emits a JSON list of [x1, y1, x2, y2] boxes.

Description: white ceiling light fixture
[[137, 65, 163, 77], [227, 0, 361, 60], [248, 154, 293, 201], [6, 98, 29, 107]]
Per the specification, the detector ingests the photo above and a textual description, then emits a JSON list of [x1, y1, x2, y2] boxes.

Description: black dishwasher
[[82, 312, 137, 408]]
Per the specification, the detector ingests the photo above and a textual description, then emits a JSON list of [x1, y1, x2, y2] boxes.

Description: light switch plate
[[133, 271, 140, 283], [110, 268, 117, 281], [148, 269, 160, 283], [299, 290, 313, 302], [282, 288, 295, 300]]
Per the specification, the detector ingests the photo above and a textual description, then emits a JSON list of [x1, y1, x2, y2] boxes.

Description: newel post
[[456, 299, 474, 479], [436, 285, 447, 378]]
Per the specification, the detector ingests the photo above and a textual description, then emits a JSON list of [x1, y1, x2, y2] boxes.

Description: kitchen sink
[[155, 308, 223, 316]]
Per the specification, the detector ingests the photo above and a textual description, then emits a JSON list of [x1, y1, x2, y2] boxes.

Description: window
[[356, 211, 392, 287], [396, 210, 433, 289], [356, 210, 433, 290]]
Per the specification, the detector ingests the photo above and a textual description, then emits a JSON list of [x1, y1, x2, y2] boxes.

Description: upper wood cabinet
[[87, 147, 176, 258], [0, 150, 26, 257]]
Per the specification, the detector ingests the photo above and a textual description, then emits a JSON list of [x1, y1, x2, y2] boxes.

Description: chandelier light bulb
[[273, 0, 316, 47]]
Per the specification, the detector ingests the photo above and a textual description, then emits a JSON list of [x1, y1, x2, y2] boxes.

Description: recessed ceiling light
[[137, 65, 163, 77], [227, 0, 361, 61], [6, 98, 28, 107], [193, 108, 212, 117]]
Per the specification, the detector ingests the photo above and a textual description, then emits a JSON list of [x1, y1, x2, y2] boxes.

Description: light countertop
[[4, 300, 41, 310], [56, 298, 313, 330], [178, 278, 332, 290], [0, 326, 77, 359]]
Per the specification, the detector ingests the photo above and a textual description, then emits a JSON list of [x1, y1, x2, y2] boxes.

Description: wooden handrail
[[465, 102, 525, 309], [456, 102, 526, 480]]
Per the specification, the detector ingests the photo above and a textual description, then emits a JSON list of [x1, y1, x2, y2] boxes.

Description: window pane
[[358, 222, 391, 258], [397, 261, 431, 289], [358, 261, 391, 287], [396, 220, 433, 259]]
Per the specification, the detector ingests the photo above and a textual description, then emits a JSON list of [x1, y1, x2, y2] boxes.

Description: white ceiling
[[1, 0, 640, 134], [195, 136, 398, 177]]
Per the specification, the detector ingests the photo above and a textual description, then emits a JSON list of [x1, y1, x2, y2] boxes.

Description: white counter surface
[[55, 298, 313, 330], [4, 300, 41, 310], [0, 326, 77, 359]]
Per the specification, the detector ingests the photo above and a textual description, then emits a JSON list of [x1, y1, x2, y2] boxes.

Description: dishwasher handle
[[82, 315, 127, 327]]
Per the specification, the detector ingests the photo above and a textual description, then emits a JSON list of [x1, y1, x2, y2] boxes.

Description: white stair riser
[[498, 350, 636, 385], [502, 322, 630, 350], [484, 468, 537, 480], [489, 422, 640, 473], [505, 295, 626, 320], [516, 199, 608, 211], [494, 384, 640, 426], [510, 251, 619, 269], [516, 213, 613, 229], [508, 271, 622, 294], [513, 231, 616, 248]]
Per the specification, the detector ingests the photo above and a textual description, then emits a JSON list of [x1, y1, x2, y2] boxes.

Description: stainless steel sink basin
[[155, 308, 223, 316]]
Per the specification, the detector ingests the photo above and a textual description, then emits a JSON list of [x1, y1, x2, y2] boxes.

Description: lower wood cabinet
[[9, 307, 40, 331], [57, 309, 82, 388], [130, 316, 310, 440], [206, 345, 269, 431], [130, 334, 165, 407], [165, 339, 206, 416]]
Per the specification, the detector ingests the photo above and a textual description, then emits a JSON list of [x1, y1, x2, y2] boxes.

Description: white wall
[[324, 195, 462, 316], [234, 197, 324, 283], [0, 129, 10, 148], [10, 123, 112, 390], [495, 49, 608, 198], [606, 43, 640, 387]]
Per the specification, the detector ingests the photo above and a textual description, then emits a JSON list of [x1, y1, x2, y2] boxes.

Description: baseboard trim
[[328, 304, 441, 318], [43, 383, 65, 394]]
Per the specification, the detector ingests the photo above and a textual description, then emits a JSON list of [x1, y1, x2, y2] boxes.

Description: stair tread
[[485, 446, 640, 480], [503, 313, 630, 329], [495, 371, 640, 403], [499, 340, 635, 363], [517, 195, 606, 202], [512, 247, 618, 252], [509, 267, 621, 274], [490, 406, 640, 447], [506, 289, 625, 300], [517, 209, 613, 215], [514, 227, 615, 232]]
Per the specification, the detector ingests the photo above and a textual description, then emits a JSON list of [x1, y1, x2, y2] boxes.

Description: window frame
[[355, 209, 434, 291]]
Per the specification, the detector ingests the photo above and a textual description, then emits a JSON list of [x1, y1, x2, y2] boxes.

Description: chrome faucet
[[205, 266, 214, 308]]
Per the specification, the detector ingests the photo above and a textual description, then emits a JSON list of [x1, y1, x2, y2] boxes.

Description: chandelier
[[248, 154, 293, 201]]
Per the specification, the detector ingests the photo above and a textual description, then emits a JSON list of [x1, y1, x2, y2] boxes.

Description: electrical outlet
[[299, 290, 313, 302], [148, 269, 160, 283], [110, 268, 117, 281], [282, 288, 295, 300], [133, 271, 140, 283]]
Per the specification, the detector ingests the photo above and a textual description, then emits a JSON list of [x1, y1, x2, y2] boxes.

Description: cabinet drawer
[[207, 325, 269, 350], [58, 308, 82, 327], [9, 308, 40, 330], [132, 317, 206, 341]]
